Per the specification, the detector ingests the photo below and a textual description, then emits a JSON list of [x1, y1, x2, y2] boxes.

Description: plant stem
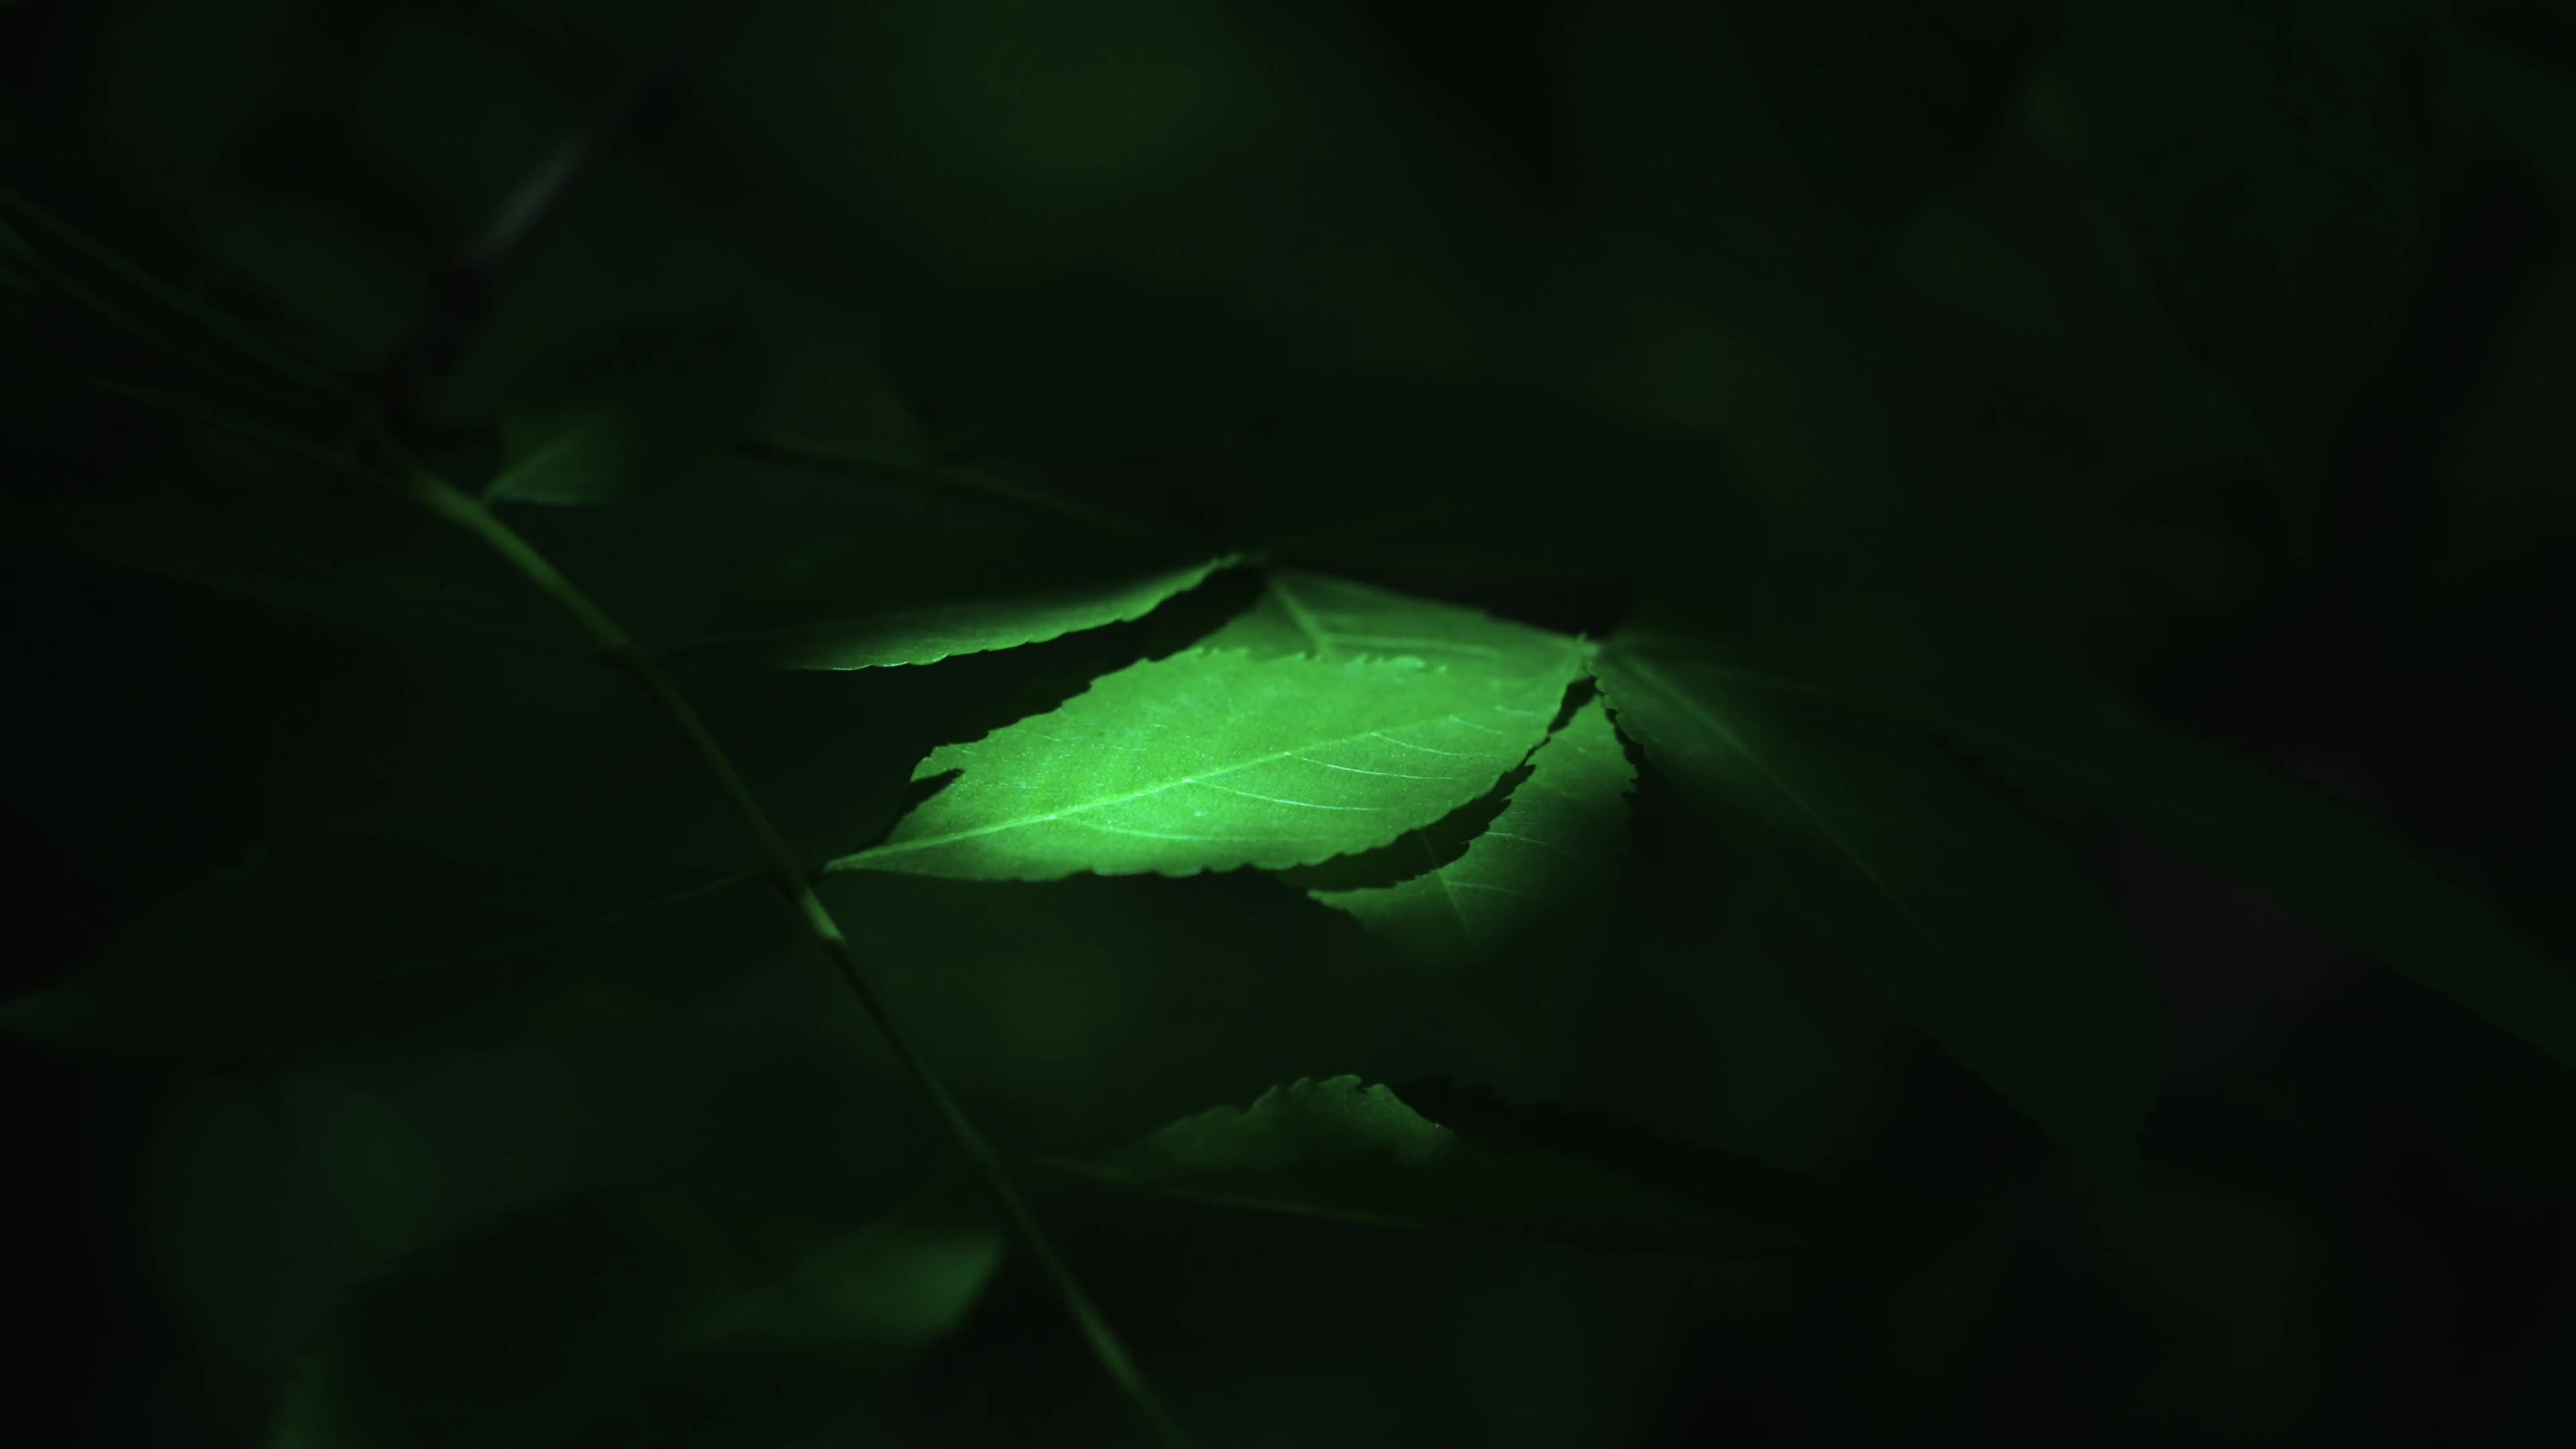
[[368, 423, 1195, 1449]]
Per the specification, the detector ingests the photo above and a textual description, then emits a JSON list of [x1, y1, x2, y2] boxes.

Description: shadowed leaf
[[264, 1173, 1000, 1449], [1593, 635, 2157, 1199], [1052, 1075, 1835, 1259], [1676, 585, 2576, 1074], [1388, 1077, 1949, 1267], [488, 311, 765, 505]]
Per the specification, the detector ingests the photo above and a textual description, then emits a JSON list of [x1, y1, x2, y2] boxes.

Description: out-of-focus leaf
[[2442, 13, 2576, 221], [1051, 1075, 1835, 1259], [756, 350, 931, 466], [1388, 1077, 1947, 1266], [31, 405, 564, 653], [1234, 383, 1764, 588], [1592, 634, 2157, 1198], [2064, 0, 2434, 557], [829, 645, 1582, 880], [4, 830, 800, 1067], [1673, 585, 2576, 1073], [488, 311, 766, 505], [686, 526, 1238, 668], [810, 865, 1414, 1153], [1307, 693, 1633, 963], [264, 1172, 1001, 1449], [1723, 0, 2059, 250]]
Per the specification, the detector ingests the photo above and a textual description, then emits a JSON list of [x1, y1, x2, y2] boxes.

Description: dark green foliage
[[19, 831, 798, 1069], [5, 3, 2572, 1446], [270, 1173, 1002, 1449], [488, 310, 767, 505], [1053, 1075, 1835, 1260], [1594, 637, 2159, 1200]]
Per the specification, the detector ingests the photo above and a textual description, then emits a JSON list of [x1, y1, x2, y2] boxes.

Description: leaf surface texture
[[833, 645, 1583, 879], [1311, 693, 1635, 961]]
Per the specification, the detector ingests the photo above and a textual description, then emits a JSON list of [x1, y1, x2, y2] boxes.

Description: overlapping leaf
[[1050, 1075, 1835, 1258], [831, 644, 1584, 880], [1592, 637, 2157, 1197], [264, 1173, 1001, 1449], [1309, 693, 1634, 962], [686, 525, 1238, 668], [487, 311, 765, 506]]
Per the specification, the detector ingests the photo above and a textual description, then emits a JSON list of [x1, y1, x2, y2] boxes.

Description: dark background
[[5, 1, 2573, 1444]]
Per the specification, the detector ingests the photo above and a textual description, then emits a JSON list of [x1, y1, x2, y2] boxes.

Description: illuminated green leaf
[[1593, 637, 2156, 1197], [1309, 693, 1633, 963], [831, 645, 1584, 880], [688, 527, 1238, 668]]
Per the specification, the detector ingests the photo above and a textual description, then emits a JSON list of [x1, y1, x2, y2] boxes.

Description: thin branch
[[366, 423, 1196, 1449]]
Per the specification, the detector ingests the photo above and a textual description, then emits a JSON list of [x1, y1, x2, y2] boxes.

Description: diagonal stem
[[366, 423, 1195, 1448]]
